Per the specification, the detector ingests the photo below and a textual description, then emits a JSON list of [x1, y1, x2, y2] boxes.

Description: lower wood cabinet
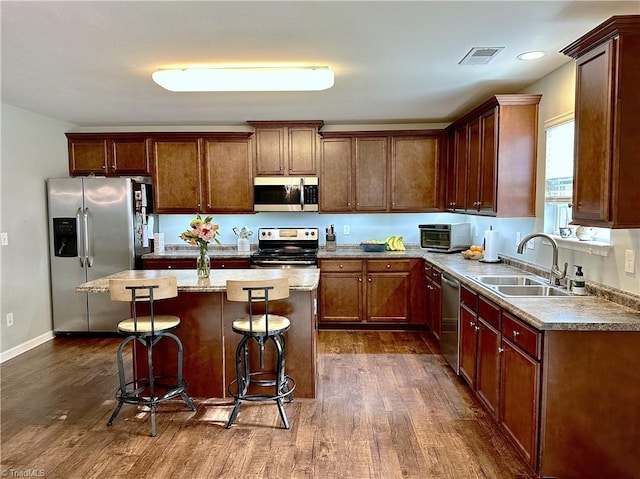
[[458, 285, 540, 470], [424, 262, 442, 340], [143, 258, 250, 270], [319, 258, 423, 328]]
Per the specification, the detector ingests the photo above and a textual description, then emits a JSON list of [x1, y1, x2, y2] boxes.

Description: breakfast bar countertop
[[76, 268, 320, 293]]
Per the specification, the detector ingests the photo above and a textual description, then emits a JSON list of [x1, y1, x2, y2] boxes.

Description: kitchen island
[[77, 268, 320, 398]]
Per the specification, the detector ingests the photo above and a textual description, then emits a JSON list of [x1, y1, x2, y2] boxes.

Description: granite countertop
[[76, 268, 320, 293], [140, 244, 640, 332]]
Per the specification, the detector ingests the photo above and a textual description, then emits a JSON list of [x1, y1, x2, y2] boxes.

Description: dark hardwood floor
[[1, 331, 534, 478]]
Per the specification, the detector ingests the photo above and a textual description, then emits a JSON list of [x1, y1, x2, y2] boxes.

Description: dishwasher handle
[[441, 273, 460, 288]]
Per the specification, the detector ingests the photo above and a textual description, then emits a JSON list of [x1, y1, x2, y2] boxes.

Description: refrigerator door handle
[[76, 207, 85, 267], [83, 207, 93, 267]]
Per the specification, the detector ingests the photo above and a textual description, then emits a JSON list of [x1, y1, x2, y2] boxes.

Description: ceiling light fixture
[[151, 66, 334, 92], [517, 51, 546, 61]]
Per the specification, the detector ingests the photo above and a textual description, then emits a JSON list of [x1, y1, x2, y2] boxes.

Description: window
[[543, 113, 610, 243], [544, 113, 574, 234]]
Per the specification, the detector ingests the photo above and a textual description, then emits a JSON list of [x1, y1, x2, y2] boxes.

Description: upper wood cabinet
[[151, 133, 253, 214], [152, 136, 202, 213], [445, 94, 541, 217], [249, 120, 323, 176], [319, 137, 353, 212], [320, 130, 444, 213], [66, 133, 151, 176], [390, 136, 443, 211], [561, 16, 640, 228], [202, 137, 253, 213]]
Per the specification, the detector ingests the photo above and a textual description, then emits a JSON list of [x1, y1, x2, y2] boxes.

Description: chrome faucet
[[517, 232, 568, 286]]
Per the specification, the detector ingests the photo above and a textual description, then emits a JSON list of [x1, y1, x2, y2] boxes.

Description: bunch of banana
[[385, 235, 406, 251]]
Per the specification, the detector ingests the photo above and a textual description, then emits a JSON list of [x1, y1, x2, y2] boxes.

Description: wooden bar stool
[[225, 277, 296, 429], [108, 276, 195, 436]]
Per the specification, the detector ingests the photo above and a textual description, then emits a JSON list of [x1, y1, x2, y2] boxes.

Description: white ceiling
[[2, 1, 638, 128]]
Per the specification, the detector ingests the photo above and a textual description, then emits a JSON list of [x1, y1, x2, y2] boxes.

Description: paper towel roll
[[483, 229, 499, 262], [154, 233, 165, 254]]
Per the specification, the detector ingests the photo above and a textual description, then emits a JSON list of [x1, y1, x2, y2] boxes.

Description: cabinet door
[[319, 272, 362, 323], [430, 278, 442, 340], [459, 304, 478, 387], [467, 117, 482, 211], [453, 125, 468, 211], [445, 132, 457, 210], [354, 137, 388, 211], [110, 138, 150, 176], [572, 41, 614, 224], [202, 138, 253, 213], [254, 127, 285, 175], [152, 139, 202, 213], [320, 138, 353, 212], [288, 127, 318, 175], [479, 108, 497, 214], [68, 138, 108, 175], [390, 136, 441, 211], [500, 338, 540, 469], [366, 272, 410, 322], [476, 318, 501, 418]]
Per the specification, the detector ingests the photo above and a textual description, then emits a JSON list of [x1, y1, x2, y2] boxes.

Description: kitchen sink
[[468, 274, 571, 297], [470, 275, 547, 286], [493, 285, 570, 297]]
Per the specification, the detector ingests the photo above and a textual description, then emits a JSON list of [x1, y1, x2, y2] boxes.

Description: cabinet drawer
[[210, 259, 250, 269], [460, 284, 478, 311], [320, 259, 363, 272], [430, 267, 441, 281], [478, 296, 501, 330], [367, 259, 411, 272], [143, 259, 196, 269], [502, 312, 542, 360]]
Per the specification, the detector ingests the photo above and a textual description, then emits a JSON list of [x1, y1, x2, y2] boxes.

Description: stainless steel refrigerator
[[47, 177, 154, 333]]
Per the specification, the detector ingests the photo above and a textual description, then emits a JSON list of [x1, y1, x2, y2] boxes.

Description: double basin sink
[[468, 274, 571, 298]]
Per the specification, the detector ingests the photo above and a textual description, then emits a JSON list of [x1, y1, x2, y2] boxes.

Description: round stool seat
[[232, 314, 290, 336], [117, 315, 181, 335]]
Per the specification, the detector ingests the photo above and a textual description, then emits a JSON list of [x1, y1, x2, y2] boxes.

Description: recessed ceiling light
[[151, 66, 335, 92], [517, 51, 546, 61]]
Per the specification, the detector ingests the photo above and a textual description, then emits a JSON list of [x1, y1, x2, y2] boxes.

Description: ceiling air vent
[[459, 47, 505, 65]]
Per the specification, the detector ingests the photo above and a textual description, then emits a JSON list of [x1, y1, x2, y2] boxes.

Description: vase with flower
[[179, 214, 221, 278]]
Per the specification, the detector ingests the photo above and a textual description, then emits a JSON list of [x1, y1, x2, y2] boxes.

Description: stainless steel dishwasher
[[440, 272, 460, 374]]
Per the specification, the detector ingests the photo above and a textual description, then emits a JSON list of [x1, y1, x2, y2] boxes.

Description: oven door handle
[[300, 177, 305, 210]]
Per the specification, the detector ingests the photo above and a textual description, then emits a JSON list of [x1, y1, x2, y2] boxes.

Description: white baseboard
[[1, 331, 55, 363]]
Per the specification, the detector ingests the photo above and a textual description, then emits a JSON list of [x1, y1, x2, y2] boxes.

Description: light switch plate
[[0, 233, 8, 246], [343, 225, 350, 235], [625, 249, 635, 273]]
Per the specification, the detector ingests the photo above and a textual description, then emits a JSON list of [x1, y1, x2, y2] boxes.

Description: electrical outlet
[[6, 312, 13, 327], [343, 224, 350, 235], [515, 232, 521, 246], [526, 239, 535, 250], [1, 233, 8, 246], [625, 249, 636, 274]]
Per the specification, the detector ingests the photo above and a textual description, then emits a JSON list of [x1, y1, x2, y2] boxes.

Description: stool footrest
[[227, 373, 296, 402], [115, 375, 191, 406]]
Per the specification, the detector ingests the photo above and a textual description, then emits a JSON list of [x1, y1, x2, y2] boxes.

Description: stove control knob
[[310, 230, 315, 236]]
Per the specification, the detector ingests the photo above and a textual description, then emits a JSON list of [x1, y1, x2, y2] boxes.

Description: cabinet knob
[[347, 202, 351, 207], [221, 264, 225, 268], [469, 321, 475, 327], [498, 347, 504, 353], [339, 264, 343, 268], [289, 166, 292, 171], [368, 278, 372, 282], [101, 165, 106, 169], [386, 264, 391, 269], [512, 330, 520, 337], [359, 277, 362, 282], [475, 325, 480, 331], [168, 265, 172, 269], [280, 166, 283, 170]]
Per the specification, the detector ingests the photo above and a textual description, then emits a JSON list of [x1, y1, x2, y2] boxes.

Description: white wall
[[1, 103, 73, 355]]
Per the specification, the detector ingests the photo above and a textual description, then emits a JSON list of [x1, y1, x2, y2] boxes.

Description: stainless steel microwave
[[419, 223, 471, 252], [253, 177, 319, 212]]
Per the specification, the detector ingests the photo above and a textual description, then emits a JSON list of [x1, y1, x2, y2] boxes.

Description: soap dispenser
[[573, 265, 586, 295]]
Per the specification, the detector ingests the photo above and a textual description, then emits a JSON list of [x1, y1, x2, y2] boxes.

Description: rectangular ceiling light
[[152, 66, 334, 92]]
